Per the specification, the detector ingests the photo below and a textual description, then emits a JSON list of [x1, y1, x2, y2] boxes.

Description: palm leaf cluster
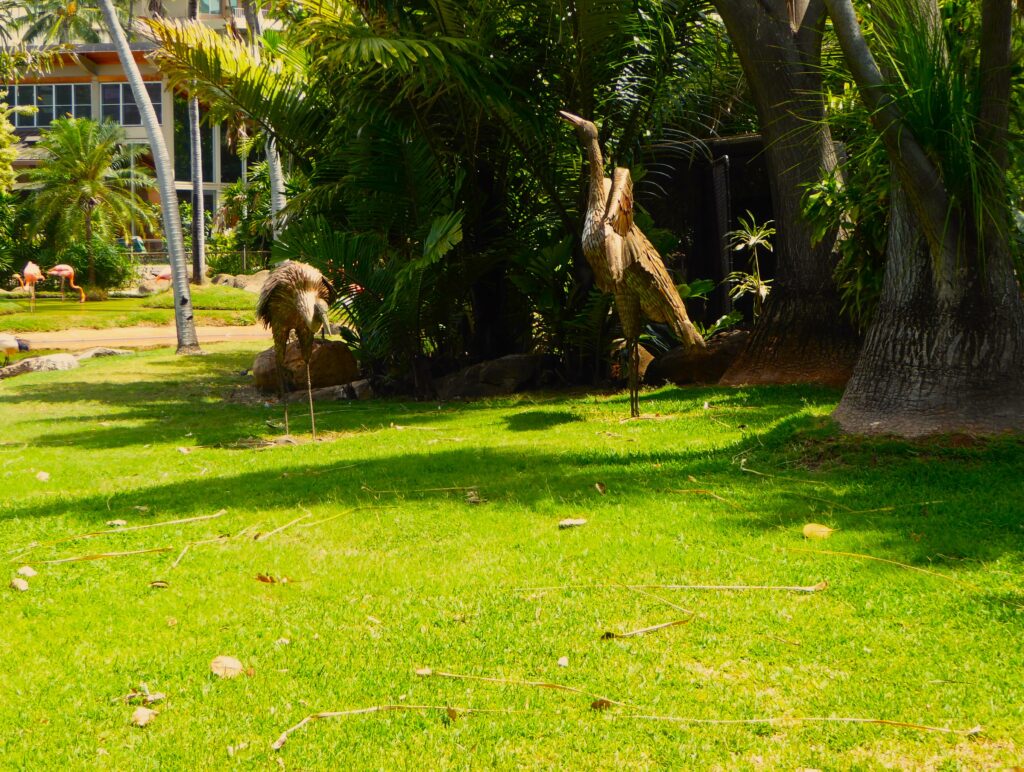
[[144, 0, 744, 381]]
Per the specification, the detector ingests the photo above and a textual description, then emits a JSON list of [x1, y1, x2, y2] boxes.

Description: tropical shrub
[[59, 239, 136, 290]]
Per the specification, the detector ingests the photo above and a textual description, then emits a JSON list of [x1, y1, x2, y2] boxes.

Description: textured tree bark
[[714, 0, 860, 386], [188, 0, 206, 284], [98, 0, 200, 354], [829, 0, 1024, 436]]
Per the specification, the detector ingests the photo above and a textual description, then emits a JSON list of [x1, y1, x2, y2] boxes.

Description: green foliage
[[28, 118, 158, 272], [0, 100, 19, 194], [725, 211, 773, 319], [59, 239, 136, 290], [141, 284, 256, 310]]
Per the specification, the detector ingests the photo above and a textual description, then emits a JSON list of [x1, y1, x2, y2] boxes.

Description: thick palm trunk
[[241, 0, 286, 237], [714, 0, 860, 386], [188, 0, 206, 284], [85, 211, 95, 286], [98, 0, 200, 354], [827, 0, 1024, 436]]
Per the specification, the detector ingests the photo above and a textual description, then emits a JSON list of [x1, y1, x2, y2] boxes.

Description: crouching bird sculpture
[[559, 111, 705, 417], [256, 260, 333, 440], [1, 333, 30, 367]]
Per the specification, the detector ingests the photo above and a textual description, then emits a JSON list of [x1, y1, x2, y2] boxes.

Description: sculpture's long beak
[[558, 110, 585, 126]]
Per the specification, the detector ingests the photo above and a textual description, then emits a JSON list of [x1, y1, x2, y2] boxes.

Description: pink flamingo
[[14, 262, 43, 311], [153, 267, 172, 284], [47, 264, 86, 303]]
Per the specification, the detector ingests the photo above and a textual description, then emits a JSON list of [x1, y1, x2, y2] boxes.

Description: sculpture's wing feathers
[[623, 230, 705, 349], [605, 167, 634, 237]]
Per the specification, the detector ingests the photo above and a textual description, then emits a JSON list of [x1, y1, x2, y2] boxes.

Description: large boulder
[[253, 339, 359, 394], [644, 330, 750, 386], [436, 354, 545, 400], [75, 347, 133, 361], [233, 270, 270, 294], [0, 354, 79, 381]]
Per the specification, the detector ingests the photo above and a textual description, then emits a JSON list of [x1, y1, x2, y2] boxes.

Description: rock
[[233, 270, 270, 294], [75, 347, 133, 361], [644, 330, 750, 386], [436, 354, 545, 400], [610, 342, 656, 380], [0, 354, 79, 381], [211, 274, 235, 286], [285, 384, 351, 403], [252, 339, 359, 394], [136, 280, 163, 296], [350, 378, 374, 400]]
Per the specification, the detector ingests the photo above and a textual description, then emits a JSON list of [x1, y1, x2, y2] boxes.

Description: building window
[[200, 0, 222, 13], [101, 82, 163, 126], [3, 83, 92, 127]]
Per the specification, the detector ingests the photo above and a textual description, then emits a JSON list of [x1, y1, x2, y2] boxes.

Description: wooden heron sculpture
[[255, 260, 333, 440], [559, 110, 705, 417]]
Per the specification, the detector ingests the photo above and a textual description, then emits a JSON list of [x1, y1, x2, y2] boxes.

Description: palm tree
[[17, 0, 105, 44], [29, 118, 156, 284], [97, 0, 200, 353], [187, 0, 206, 284]]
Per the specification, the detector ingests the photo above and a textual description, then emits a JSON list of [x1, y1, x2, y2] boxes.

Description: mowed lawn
[[1, 344, 1022, 769]]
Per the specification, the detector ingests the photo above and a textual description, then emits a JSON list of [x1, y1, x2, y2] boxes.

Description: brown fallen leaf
[[10, 577, 29, 592], [133, 506, 150, 513], [802, 523, 836, 540], [464, 489, 485, 505], [275, 638, 291, 646], [445, 707, 458, 722], [595, 482, 607, 495], [35, 471, 50, 482], [414, 667, 433, 676], [210, 655, 244, 678], [558, 518, 587, 529], [177, 447, 191, 455], [166, 617, 178, 627], [557, 656, 569, 668], [149, 580, 169, 589], [16, 566, 37, 578], [591, 699, 613, 711], [256, 574, 278, 584], [107, 519, 128, 527], [131, 707, 156, 727]]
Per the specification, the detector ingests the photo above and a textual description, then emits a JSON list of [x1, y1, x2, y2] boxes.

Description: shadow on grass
[[504, 410, 584, 431]]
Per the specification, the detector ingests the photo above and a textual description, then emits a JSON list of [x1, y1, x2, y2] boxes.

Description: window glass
[[36, 86, 54, 126], [200, 0, 222, 13], [146, 83, 163, 122], [173, 96, 191, 182], [220, 125, 242, 183], [122, 100, 141, 126]]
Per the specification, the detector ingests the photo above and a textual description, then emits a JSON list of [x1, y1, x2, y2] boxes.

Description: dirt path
[[21, 325, 271, 351]]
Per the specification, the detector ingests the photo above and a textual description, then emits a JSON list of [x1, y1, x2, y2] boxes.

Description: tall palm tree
[[187, 0, 206, 284], [29, 118, 156, 284], [17, 0, 105, 44], [97, 0, 201, 353]]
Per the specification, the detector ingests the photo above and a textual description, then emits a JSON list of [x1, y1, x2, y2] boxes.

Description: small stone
[[558, 518, 587, 529], [16, 566, 37, 578], [557, 656, 569, 668], [10, 577, 29, 591]]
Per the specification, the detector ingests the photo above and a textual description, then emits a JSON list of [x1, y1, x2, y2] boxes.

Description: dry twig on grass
[[414, 667, 630, 708], [39, 546, 174, 564], [517, 581, 827, 594], [668, 489, 742, 510], [602, 618, 693, 639], [255, 507, 314, 542]]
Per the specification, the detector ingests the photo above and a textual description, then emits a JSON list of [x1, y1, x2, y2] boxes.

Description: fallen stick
[[602, 618, 693, 639], [668, 489, 741, 510], [777, 546, 980, 590], [516, 581, 828, 593], [12, 510, 227, 555], [256, 508, 313, 542], [271, 704, 978, 751], [414, 667, 630, 708], [616, 713, 981, 735], [619, 583, 697, 616], [272, 705, 525, 750], [296, 506, 398, 530], [39, 546, 174, 565]]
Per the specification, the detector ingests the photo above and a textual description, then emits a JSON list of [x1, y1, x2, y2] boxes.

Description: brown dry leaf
[[595, 482, 607, 495], [445, 707, 458, 722], [131, 707, 157, 727], [210, 655, 244, 678], [145, 692, 166, 705], [133, 506, 150, 513], [591, 699, 613, 711], [414, 667, 433, 676], [107, 519, 128, 527], [557, 656, 569, 668], [166, 617, 178, 627], [275, 638, 291, 646], [16, 566, 37, 578], [464, 489, 485, 505], [802, 523, 836, 540], [256, 574, 278, 584], [35, 471, 50, 482], [149, 580, 169, 589], [10, 577, 29, 592], [558, 518, 587, 529], [177, 447, 191, 455]]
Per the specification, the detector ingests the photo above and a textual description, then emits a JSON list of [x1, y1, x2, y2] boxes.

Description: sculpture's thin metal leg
[[306, 361, 317, 441], [275, 347, 290, 435], [629, 338, 640, 418]]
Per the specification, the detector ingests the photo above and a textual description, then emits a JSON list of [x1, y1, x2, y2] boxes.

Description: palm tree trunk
[[240, 0, 286, 238], [97, 0, 201, 354], [187, 0, 206, 284], [713, 0, 860, 387], [85, 209, 95, 286]]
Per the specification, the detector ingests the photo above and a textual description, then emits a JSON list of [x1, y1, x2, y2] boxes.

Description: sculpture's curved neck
[[586, 138, 606, 212]]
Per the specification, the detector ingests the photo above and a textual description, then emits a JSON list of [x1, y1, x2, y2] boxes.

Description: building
[[2, 0, 255, 244]]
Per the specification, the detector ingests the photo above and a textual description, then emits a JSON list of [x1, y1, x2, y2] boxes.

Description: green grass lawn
[[1, 345, 1022, 769], [0, 285, 256, 333]]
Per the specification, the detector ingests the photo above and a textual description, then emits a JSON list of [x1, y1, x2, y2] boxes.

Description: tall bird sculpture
[[559, 111, 705, 417], [256, 260, 333, 440]]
